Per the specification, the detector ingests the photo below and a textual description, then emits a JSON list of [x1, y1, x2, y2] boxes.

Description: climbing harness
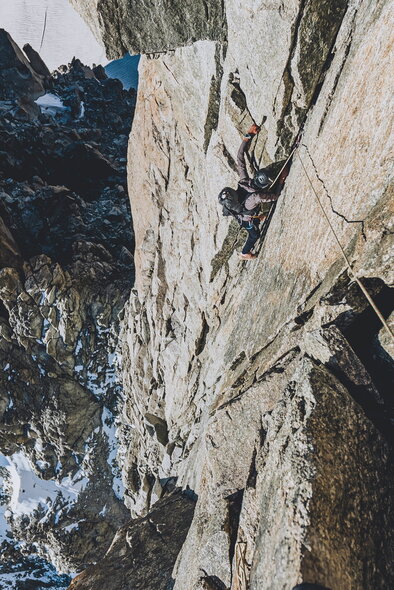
[[297, 146, 394, 343]]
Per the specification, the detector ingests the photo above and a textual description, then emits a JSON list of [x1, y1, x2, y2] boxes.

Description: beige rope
[[297, 148, 394, 342], [269, 143, 299, 189], [231, 542, 248, 590]]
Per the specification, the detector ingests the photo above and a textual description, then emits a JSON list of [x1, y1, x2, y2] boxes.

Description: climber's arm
[[236, 124, 260, 182]]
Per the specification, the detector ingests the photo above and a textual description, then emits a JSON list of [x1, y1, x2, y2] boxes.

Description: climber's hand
[[247, 124, 261, 136], [257, 214, 267, 222]]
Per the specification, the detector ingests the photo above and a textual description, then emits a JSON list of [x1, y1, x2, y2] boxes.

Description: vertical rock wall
[[72, 0, 393, 587]]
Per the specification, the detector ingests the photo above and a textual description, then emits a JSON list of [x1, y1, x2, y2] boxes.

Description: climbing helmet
[[253, 169, 270, 189]]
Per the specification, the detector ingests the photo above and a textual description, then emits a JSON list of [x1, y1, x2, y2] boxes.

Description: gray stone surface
[[246, 357, 393, 589], [0, 29, 45, 100], [70, 0, 226, 57], [113, 0, 393, 587], [3, 0, 391, 587], [68, 491, 196, 590]]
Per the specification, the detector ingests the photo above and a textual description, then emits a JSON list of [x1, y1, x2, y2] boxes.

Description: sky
[[0, 0, 107, 71]]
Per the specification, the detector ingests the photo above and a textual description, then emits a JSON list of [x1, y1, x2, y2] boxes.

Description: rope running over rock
[[297, 147, 394, 342], [231, 541, 248, 590]]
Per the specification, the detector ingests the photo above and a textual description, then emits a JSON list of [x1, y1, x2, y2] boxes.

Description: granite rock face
[[66, 0, 394, 587], [0, 38, 135, 582], [14, 0, 394, 588], [68, 491, 196, 590], [69, 0, 226, 58]]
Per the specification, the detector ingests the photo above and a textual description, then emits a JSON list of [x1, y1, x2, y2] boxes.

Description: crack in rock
[[302, 143, 366, 240]]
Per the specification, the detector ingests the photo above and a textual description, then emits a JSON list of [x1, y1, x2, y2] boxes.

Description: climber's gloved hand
[[247, 123, 261, 136]]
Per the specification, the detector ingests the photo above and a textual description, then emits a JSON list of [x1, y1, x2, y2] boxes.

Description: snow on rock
[[78, 100, 85, 119], [3, 452, 87, 521], [0, 455, 72, 589], [0, 36, 134, 577], [101, 408, 125, 500], [0, 554, 71, 589], [105, 53, 140, 90], [0, 457, 12, 542], [35, 93, 68, 115]]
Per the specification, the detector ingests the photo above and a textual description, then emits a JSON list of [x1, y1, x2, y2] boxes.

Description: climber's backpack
[[218, 186, 249, 218]]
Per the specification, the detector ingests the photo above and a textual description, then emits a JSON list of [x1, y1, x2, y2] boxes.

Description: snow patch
[[101, 408, 124, 500], [41, 318, 51, 340], [35, 93, 68, 115], [75, 338, 83, 355], [64, 522, 80, 533], [0, 465, 12, 542], [1, 452, 88, 521], [0, 554, 71, 589], [105, 53, 140, 90], [36, 460, 50, 471]]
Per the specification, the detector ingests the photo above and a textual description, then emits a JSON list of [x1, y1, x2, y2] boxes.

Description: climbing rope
[[269, 142, 299, 189], [256, 135, 302, 247], [231, 542, 248, 590], [297, 147, 394, 342]]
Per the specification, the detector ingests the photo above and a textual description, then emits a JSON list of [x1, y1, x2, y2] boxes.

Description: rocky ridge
[[0, 35, 136, 585], [0, 29, 47, 101], [68, 0, 394, 588]]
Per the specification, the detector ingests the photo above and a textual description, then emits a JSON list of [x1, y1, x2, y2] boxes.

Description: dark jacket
[[236, 138, 278, 221]]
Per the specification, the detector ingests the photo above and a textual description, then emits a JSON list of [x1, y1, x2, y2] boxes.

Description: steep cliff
[[34, 0, 394, 588], [0, 40, 136, 585]]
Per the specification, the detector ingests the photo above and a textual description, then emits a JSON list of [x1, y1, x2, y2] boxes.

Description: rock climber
[[218, 123, 289, 260]]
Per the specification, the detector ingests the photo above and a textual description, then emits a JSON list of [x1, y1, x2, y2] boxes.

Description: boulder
[[23, 43, 51, 79], [68, 491, 196, 590], [0, 29, 44, 100]]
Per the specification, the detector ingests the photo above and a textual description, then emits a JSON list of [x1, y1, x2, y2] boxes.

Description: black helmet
[[218, 187, 231, 201], [218, 186, 239, 201], [253, 169, 270, 189]]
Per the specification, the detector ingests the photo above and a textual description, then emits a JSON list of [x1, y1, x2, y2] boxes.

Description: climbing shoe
[[239, 252, 257, 260]]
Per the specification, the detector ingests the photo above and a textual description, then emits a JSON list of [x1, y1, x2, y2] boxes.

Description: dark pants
[[241, 219, 260, 254]]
